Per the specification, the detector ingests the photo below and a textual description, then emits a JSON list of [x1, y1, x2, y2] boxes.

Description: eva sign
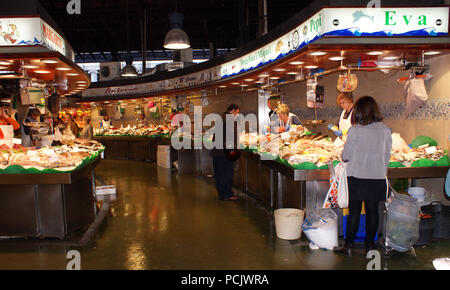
[[322, 7, 449, 37]]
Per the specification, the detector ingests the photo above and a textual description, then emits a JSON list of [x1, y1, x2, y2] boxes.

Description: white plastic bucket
[[274, 208, 304, 240], [408, 187, 427, 201]]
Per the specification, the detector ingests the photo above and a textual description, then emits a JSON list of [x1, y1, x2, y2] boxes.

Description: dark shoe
[[365, 241, 376, 255], [223, 195, 240, 201], [334, 242, 353, 257]]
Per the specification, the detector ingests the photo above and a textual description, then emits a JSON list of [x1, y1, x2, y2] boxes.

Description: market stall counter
[[0, 140, 104, 239], [236, 150, 449, 211]]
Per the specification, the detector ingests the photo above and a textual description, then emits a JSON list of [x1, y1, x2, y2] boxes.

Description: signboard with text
[[81, 6, 449, 99], [0, 16, 72, 60]]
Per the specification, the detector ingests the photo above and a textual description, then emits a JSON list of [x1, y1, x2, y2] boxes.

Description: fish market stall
[[93, 124, 173, 161], [0, 140, 105, 239], [235, 131, 449, 210]]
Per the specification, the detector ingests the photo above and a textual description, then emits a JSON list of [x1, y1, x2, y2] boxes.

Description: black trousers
[[345, 199, 380, 245], [212, 155, 235, 199]]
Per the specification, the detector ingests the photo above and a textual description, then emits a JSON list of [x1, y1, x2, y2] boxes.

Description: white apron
[[0, 125, 14, 148], [339, 109, 353, 142], [101, 120, 111, 130], [339, 110, 353, 132]]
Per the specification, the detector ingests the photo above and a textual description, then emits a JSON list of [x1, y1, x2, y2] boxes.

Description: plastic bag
[[323, 162, 348, 208], [302, 208, 338, 250], [404, 77, 428, 117], [337, 74, 358, 92], [391, 132, 411, 153], [383, 182, 420, 252]]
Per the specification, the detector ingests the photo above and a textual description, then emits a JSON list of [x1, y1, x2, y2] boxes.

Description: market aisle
[[0, 159, 449, 270]]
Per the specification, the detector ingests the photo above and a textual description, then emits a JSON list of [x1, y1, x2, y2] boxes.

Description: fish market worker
[[137, 113, 147, 127], [274, 104, 304, 133], [100, 114, 112, 131], [0, 102, 20, 148], [329, 92, 354, 141]]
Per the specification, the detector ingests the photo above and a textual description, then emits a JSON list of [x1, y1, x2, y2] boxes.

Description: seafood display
[[240, 130, 449, 168], [95, 124, 173, 137], [0, 139, 104, 172]]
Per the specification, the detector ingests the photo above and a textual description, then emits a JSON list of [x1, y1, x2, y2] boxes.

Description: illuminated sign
[[81, 6, 449, 98], [0, 17, 71, 60]]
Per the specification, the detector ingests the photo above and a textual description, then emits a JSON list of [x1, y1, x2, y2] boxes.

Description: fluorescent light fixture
[[66, 72, 80, 76], [244, 78, 254, 82], [218, 85, 227, 88], [56, 67, 72, 71], [367, 51, 384, 55], [273, 68, 286, 72], [255, 79, 264, 83], [41, 59, 59, 64], [269, 76, 280, 80], [240, 84, 249, 87], [309, 51, 327, 56], [287, 71, 299, 75], [231, 82, 240, 85], [34, 70, 51, 74], [0, 61, 12, 65], [76, 80, 88, 83], [258, 74, 269, 78], [329, 56, 345, 61], [22, 65, 39, 69], [305, 65, 318, 69], [0, 66, 8, 70], [383, 56, 400, 60], [289, 61, 304, 65], [424, 51, 441, 55]]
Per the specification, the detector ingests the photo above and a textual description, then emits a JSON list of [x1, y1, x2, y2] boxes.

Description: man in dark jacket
[[211, 104, 240, 201]]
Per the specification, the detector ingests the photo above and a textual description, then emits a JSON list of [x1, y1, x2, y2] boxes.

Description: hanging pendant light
[[122, 61, 138, 77], [164, 12, 190, 49], [121, 0, 138, 77]]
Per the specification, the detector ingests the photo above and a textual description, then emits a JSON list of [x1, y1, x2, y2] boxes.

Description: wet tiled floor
[[0, 159, 448, 270]]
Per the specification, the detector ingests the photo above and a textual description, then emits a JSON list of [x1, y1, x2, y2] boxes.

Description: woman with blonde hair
[[336, 92, 354, 137], [274, 103, 304, 133]]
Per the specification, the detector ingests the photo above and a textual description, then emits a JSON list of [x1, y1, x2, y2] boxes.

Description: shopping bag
[[337, 74, 358, 92], [323, 162, 348, 208], [337, 162, 349, 208], [403, 77, 428, 117]]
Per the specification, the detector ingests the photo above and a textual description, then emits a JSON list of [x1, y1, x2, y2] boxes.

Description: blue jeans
[[212, 155, 235, 199]]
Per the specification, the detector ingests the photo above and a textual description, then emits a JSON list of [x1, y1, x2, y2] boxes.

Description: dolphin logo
[[352, 10, 375, 23]]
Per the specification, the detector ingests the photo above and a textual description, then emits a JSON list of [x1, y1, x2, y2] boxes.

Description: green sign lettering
[[418, 15, 427, 25], [403, 15, 412, 25], [385, 11, 396, 25]]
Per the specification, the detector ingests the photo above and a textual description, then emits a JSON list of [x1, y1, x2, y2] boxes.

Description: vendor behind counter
[[0, 103, 20, 148]]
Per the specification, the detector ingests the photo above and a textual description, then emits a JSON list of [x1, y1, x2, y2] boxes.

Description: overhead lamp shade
[[164, 28, 190, 49], [121, 63, 138, 77]]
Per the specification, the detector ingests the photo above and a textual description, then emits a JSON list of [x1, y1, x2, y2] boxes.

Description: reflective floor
[[0, 159, 449, 270]]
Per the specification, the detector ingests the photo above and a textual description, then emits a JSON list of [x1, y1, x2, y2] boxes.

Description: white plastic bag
[[403, 77, 428, 117], [391, 132, 410, 153], [302, 208, 339, 250], [323, 162, 348, 208]]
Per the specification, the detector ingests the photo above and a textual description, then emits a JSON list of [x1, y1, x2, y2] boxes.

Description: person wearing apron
[[274, 103, 304, 133], [0, 105, 20, 148], [100, 114, 112, 131], [337, 92, 354, 142]]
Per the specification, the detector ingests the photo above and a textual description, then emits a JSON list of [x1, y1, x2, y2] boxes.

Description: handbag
[[323, 161, 348, 208], [224, 149, 240, 162]]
